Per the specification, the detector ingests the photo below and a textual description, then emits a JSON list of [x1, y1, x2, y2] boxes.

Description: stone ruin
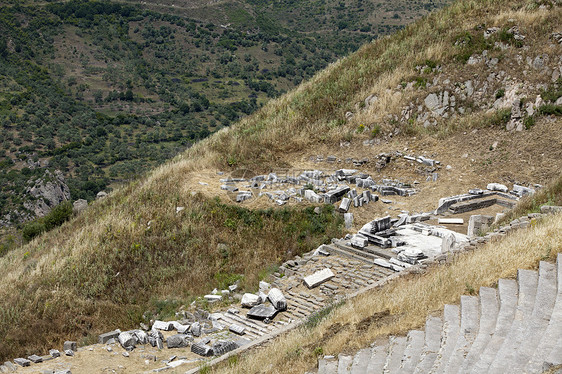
[[4, 178, 550, 373]]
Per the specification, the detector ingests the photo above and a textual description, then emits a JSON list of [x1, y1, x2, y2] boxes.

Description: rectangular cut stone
[[467, 215, 494, 236], [324, 186, 350, 203], [152, 320, 174, 331], [344, 213, 354, 229], [487, 183, 508, 192], [351, 235, 368, 248], [212, 341, 238, 356], [27, 355, 42, 364], [99, 330, 120, 344], [374, 258, 393, 269], [236, 191, 252, 202], [268, 288, 287, 311], [49, 349, 60, 358], [241, 293, 260, 308], [166, 334, 188, 349], [191, 343, 213, 357], [438, 218, 464, 224], [361, 190, 372, 204], [168, 360, 188, 368], [304, 268, 335, 288], [335, 169, 357, 179], [204, 294, 222, 302], [304, 189, 324, 203], [63, 341, 76, 351], [247, 304, 278, 320], [339, 198, 351, 213], [14, 358, 30, 367], [513, 184, 535, 197], [229, 324, 246, 335], [541, 205, 562, 214]]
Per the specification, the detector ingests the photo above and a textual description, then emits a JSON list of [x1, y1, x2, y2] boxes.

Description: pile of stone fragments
[[222, 168, 417, 207]]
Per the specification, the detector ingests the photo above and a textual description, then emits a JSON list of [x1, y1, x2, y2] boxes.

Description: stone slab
[[27, 355, 42, 364], [152, 321, 174, 331], [13, 358, 30, 367], [268, 288, 287, 311], [229, 324, 246, 335], [191, 343, 213, 357], [167, 334, 189, 349], [339, 198, 351, 213], [437, 218, 464, 224], [212, 341, 239, 356], [241, 293, 260, 308], [99, 330, 120, 344], [247, 304, 278, 320], [303, 268, 335, 288], [63, 341, 76, 351]]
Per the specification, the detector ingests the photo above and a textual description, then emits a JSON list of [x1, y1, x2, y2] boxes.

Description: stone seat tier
[[308, 253, 562, 374]]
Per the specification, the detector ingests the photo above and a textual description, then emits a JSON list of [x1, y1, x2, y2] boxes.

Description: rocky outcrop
[[23, 170, 70, 218]]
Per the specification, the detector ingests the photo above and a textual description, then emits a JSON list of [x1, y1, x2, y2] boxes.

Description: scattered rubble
[[6, 179, 548, 373]]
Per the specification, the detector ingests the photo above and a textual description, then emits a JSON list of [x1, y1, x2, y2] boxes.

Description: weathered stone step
[[334, 241, 395, 260], [286, 291, 324, 310], [219, 315, 263, 338], [413, 316, 442, 374], [470, 278, 518, 374], [285, 297, 315, 313], [337, 354, 353, 373], [366, 343, 389, 373], [525, 253, 562, 372], [350, 348, 370, 374], [545, 333, 562, 367], [286, 307, 307, 318], [399, 330, 425, 373], [384, 336, 407, 373], [324, 243, 377, 263], [459, 287, 499, 374], [487, 269, 538, 374], [430, 304, 460, 374], [226, 312, 269, 333], [443, 295, 479, 373], [297, 291, 327, 307], [318, 357, 338, 374], [509, 261, 557, 372]]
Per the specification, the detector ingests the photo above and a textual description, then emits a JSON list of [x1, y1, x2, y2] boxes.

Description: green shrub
[[43, 201, 73, 230], [523, 116, 535, 129], [22, 221, 46, 242], [540, 79, 562, 103], [371, 124, 381, 138], [414, 77, 427, 89], [487, 109, 511, 127], [538, 104, 562, 116], [495, 89, 505, 99]]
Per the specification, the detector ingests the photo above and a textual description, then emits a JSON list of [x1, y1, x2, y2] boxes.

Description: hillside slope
[[0, 0, 561, 364], [0, 0, 447, 229]]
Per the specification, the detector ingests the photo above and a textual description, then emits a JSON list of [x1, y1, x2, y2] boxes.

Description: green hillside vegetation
[[0, 0, 448, 231]]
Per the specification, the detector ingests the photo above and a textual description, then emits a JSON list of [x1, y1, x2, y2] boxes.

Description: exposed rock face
[[73, 199, 88, 214], [23, 170, 70, 218]]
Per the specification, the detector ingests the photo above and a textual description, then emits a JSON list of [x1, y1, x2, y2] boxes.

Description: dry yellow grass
[[212, 212, 562, 374]]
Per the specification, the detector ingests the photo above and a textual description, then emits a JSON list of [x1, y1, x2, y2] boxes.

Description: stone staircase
[[311, 253, 562, 373]]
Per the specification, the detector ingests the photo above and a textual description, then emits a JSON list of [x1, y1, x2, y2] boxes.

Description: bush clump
[[22, 201, 73, 242]]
